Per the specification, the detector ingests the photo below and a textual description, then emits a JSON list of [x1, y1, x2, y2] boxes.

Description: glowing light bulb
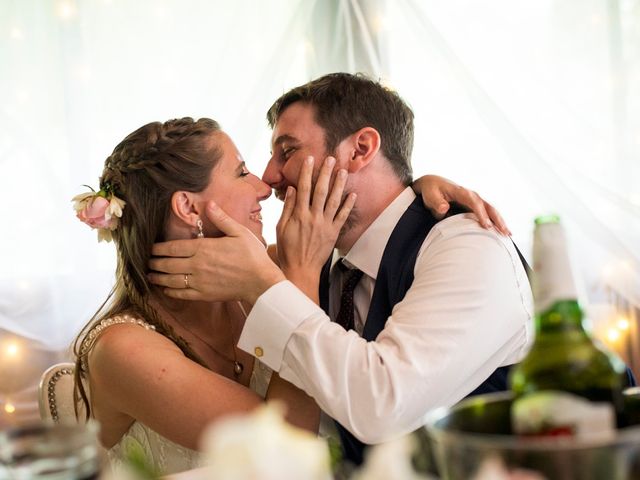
[[10, 27, 24, 40], [617, 317, 630, 331], [4, 403, 15, 414], [56, 1, 77, 20], [5, 341, 19, 357], [607, 328, 620, 342], [373, 13, 387, 33]]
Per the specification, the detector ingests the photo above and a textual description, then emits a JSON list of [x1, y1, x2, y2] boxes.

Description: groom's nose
[[261, 156, 283, 188]]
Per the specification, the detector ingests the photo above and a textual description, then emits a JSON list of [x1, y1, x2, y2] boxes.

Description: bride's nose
[[250, 174, 272, 201]]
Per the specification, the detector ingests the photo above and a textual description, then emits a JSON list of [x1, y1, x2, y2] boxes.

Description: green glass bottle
[[509, 215, 626, 438]]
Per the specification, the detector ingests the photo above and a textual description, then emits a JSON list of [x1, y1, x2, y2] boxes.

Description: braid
[[100, 117, 220, 194]]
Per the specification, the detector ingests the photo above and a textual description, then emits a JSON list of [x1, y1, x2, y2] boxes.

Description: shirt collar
[[340, 187, 416, 279]]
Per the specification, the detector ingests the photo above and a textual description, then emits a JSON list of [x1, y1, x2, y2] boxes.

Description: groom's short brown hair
[[266, 73, 414, 185]]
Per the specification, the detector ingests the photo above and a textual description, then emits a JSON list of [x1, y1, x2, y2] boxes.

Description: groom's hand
[[148, 202, 285, 304]]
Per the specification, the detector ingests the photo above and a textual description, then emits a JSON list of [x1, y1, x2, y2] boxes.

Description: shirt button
[[254, 346, 264, 357]]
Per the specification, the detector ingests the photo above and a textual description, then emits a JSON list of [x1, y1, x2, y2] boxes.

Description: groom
[[149, 73, 533, 464]]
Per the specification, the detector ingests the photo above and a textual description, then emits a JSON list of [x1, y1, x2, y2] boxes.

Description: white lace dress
[[83, 315, 272, 476]]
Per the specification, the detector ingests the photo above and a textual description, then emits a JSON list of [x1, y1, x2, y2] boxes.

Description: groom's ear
[[170, 191, 200, 228], [345, 127, 381, 173]]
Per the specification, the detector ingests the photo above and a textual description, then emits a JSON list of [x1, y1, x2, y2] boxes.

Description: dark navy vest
[[319, 196, 529, 465]]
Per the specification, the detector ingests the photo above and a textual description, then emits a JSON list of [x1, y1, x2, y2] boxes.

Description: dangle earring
[[196, 219, 204, 238]]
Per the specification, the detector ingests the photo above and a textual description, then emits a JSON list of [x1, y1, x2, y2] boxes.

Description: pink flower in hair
[[72, 185, 126, 242], [77, 196, 112, 229]]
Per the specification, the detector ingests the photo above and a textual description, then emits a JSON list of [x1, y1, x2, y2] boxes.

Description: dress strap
[[80, 314, 156, 370]]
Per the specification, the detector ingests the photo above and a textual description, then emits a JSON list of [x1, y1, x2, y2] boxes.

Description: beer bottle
[[509, 215, 626, 438]]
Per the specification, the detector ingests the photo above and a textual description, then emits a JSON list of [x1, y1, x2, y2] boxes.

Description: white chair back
[[38, 362, 83, 423]]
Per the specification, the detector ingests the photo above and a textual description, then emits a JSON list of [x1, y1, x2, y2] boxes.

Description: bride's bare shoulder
[[87, 316, 182, 375]]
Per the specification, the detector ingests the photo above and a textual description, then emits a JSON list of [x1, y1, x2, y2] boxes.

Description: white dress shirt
[[239, 187, 533, 443]]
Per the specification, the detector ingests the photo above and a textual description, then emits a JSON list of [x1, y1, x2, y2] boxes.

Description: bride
[[72, 116, 505, 476]]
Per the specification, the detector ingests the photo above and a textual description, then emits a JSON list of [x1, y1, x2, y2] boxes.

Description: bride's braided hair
[[73, 117, 222, 420]]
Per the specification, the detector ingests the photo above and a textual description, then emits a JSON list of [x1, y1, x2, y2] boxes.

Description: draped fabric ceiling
[[0, 0, 638, 423]]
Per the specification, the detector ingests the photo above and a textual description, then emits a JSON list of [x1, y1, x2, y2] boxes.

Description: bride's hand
[[412, 175, 510, 235], [276, 156, 356, 300]]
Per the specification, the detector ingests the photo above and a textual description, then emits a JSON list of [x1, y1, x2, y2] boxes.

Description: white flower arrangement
[[199, 403, 332, 480]]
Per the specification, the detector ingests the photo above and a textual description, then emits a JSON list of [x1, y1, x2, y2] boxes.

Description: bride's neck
[[150, 291, 225, 329]]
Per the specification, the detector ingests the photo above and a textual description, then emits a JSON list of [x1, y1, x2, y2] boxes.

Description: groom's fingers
[[147, 272, 191, 289], [152, 240, 198, 258], [149, 256, 192, 274], [205, 201, 246, 237]]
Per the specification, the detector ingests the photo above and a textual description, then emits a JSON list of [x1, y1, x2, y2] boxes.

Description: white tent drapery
[[1, 0, 638, 422]]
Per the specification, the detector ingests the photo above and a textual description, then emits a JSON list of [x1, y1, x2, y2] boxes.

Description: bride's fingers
[[324, 168, 348, 220], [486, 201, 510, 235], [333, 192, 357, 228], [311, 156, 335, 215], [277, 186, 296, 230], [296, 156, 314, 211]]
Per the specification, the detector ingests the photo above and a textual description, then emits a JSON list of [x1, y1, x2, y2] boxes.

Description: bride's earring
[[196, 219, 204, 238]]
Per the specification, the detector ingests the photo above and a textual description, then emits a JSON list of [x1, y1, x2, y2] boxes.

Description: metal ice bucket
[[423, 392, 640, 480]]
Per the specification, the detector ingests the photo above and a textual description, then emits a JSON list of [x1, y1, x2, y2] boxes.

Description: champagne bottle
[[509, 215, 626, 438]]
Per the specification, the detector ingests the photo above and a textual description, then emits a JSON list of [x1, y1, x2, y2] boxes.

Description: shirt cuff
[[237, 280, 321, 371]]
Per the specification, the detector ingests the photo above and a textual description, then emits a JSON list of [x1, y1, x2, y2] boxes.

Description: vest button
[[254, 346, 264, 357]]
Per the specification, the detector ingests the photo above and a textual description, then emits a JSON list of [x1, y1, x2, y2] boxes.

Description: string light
[[4, 403, 15, 414], [10, 27, 24, 40], [606, 328, 620, 342], [55, 0, 77, 20], [372, 13, 387, 33], [617, 317, 630, 331], [5, 341, 19, 357]]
